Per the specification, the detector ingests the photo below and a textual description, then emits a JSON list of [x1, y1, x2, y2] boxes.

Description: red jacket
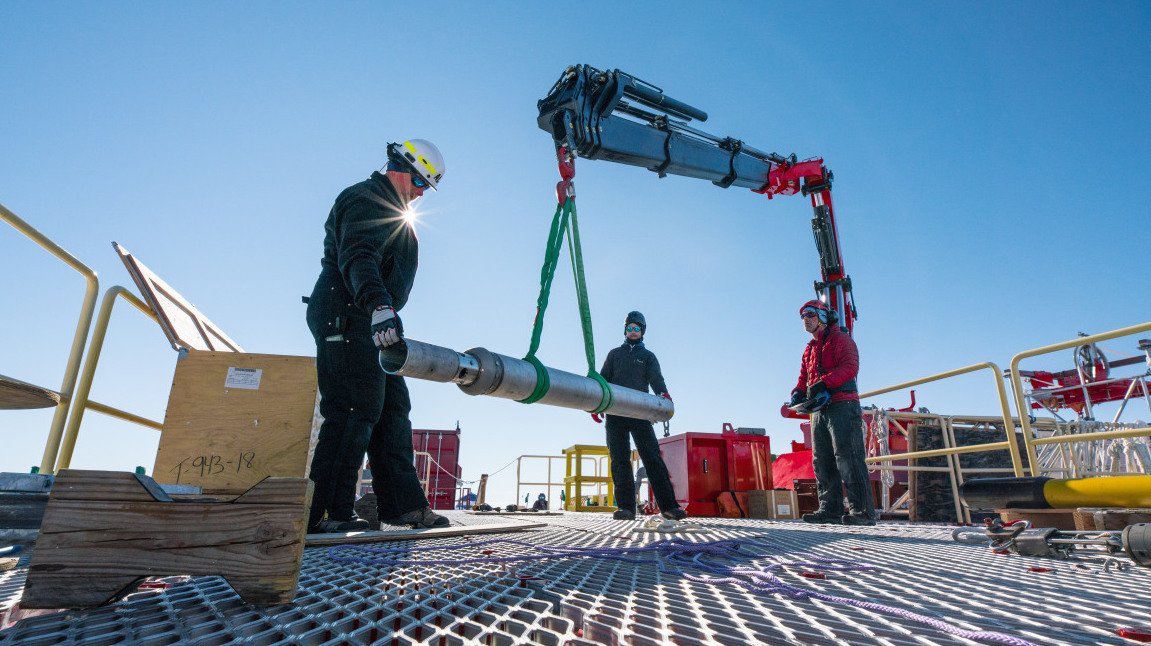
[[794, 326, 860, 403]]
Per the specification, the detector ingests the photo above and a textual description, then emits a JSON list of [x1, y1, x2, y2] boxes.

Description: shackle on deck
[[379, 338, 674, 423]]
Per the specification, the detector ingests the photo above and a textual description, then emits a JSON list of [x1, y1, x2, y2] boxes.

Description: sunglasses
[[625, 325, 643, 333], [801, 311, 819, 319], [410, 174, 429, 190]]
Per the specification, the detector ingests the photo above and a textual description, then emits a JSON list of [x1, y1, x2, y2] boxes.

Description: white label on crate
[[225, 367, 263, 390], [776, 504, 791, 515]]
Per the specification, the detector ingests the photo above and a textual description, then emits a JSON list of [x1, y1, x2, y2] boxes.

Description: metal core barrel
[[379, 338, 674, 422]]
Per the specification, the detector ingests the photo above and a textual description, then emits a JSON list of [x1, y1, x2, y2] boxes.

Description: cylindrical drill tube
[[379, 338, 673, 422], [378, 340, 480, 385]]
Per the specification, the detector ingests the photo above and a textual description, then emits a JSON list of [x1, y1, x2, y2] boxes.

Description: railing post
[[56, 286, 157, 470], [2, 203, 101, 474]]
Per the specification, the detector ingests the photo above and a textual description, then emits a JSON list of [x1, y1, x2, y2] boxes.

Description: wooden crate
[[997, 508, 1078, 530], [153, 351, 317, 494], [1073, 508, 1151, 531]]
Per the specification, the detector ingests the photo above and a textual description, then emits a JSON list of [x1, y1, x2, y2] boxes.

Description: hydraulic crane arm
[[537, 64, 857, 332]]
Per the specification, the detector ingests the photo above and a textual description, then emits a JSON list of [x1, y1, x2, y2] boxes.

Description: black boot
[[381, 506, 449, 529], [801, 509, 843, 524], [613, 508, 637, 521], [310, 515, 371, 533], [842, 512, 876, 526]]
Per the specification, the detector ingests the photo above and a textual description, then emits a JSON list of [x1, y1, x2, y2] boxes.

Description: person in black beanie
[[592, 311, 687, 521]]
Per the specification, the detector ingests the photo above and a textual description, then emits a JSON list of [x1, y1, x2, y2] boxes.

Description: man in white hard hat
[[304, 139, 449, 533]]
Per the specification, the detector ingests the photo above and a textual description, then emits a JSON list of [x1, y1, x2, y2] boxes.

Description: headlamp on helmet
[[386, 138, 445, 190]]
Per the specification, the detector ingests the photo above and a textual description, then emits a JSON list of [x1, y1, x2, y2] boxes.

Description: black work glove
[[807, 381, 828, 399], [370, 305, 403, 348], [788, 389, 805, 407]]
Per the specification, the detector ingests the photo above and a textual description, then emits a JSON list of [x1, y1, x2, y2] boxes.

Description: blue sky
[[3, 3, 1149, 506]]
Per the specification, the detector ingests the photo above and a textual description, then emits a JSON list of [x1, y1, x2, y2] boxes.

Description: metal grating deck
[[2, 512, 1150, 645]]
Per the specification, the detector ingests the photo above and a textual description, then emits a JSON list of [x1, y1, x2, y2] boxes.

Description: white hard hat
[[388, 139, 445, 190]]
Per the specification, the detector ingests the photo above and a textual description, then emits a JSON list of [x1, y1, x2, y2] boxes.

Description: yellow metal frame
[[55, 286, 163, 471], [1, 203, 100, 473], [861, 361, 1025, 476], [1008, 322, 1151, 476], [516, 454, 564, 508], [864, 410, 967, 520], [515, 454, 608, 510], [562, 444, 615, 512]]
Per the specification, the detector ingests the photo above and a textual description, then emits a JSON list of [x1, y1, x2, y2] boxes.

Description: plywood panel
[[154, 351, 317, 494], [114, 242, 243, 353]]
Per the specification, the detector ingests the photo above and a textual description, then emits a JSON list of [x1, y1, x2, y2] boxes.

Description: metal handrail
[[1008, 322, 1151, 475], [860, 362, 1024, 475], [2, 203, 100, 473], [515, 454, 602, 509], [55, 286, 163, 471]]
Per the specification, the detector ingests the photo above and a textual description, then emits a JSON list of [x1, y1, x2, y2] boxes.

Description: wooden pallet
[[21, 470, 311, 608]]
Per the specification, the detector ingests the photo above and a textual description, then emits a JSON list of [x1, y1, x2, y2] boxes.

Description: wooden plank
[[153, 351, 317, 494], [113, 242, 243, 353], [305, 520, 545, 546], [0, 374, 59, 409], [22, 471, 311, 608], [47, 470, 165, 502]]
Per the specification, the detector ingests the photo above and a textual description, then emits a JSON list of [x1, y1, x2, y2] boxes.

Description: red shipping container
[[412, 428, 462, 511], [658, 428, 771, 517]]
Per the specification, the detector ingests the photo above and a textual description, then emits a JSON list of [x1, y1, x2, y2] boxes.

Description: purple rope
[[326, 537, 1039, 646]]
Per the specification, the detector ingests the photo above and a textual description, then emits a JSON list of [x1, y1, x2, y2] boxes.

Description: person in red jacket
[[789, 299, 875, 525]]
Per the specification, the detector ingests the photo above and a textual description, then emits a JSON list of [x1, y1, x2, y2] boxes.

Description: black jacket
[[600, 340, 668, 396], [314, 172, 418, 313]]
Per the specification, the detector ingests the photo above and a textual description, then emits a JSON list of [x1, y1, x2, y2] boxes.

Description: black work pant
[[306, 283, 428, 529], [810, 399, 874, 517], [605, 415, 680, 513]]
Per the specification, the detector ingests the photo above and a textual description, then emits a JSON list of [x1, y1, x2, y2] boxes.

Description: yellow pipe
[[860, 361, 1024, 475], [86, 400, 163, 430], [1031, 426, 1151, 446], [866, 440, 1012, 463], [1, 202, 101, 474], [1008, 321, 1151, 476], [1045, 475, 1151, 508], [56, 286, 159, 470]]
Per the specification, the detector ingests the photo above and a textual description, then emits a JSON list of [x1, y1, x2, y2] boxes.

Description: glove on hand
[[807, 381, 828, 399], [371, 305, 403, 348], [788, 389, 805, 406], [807, 390, 831, 411], [590, 413, 604, 424], [660, 392, 672, 401]]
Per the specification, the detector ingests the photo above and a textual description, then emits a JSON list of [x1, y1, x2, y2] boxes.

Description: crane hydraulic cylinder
[[379, 338, 674, 423], [960, 475, 1151, 510]]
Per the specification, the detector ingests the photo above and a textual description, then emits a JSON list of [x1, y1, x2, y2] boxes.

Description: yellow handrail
[[860, 361, 1024, 475], [55, 286, 162, 471], [1008, 322, 1151, 476], [1, 202, 100, 473]]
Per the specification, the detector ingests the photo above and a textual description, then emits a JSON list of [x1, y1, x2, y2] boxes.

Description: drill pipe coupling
[[380, 337, 672, 422]]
